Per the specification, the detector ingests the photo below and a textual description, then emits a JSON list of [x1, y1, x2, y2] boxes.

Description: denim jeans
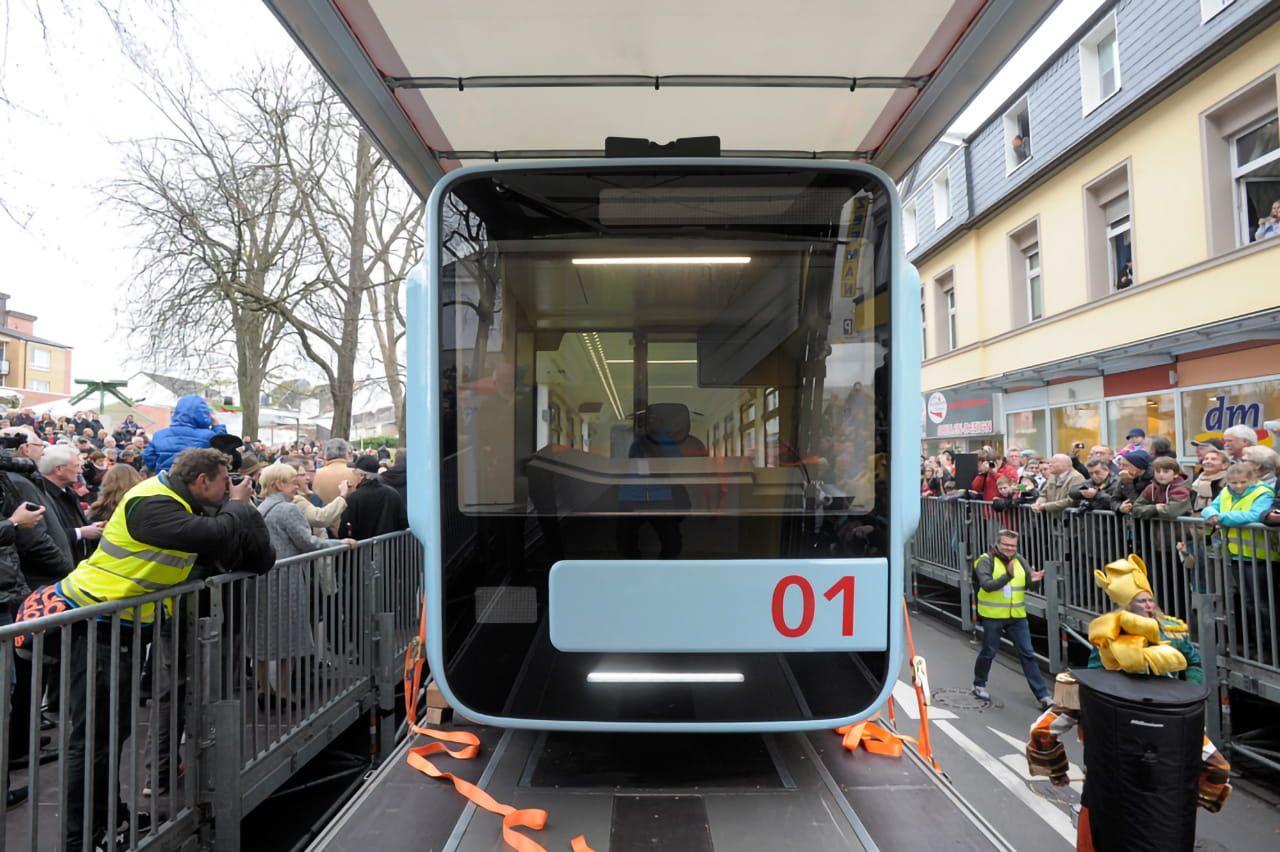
[[973, 616, 1050, 700]]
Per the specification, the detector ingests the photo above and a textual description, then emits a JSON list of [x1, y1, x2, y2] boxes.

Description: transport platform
[[309, 611, 1280, 852]]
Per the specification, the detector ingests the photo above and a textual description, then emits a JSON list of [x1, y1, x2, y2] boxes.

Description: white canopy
[[265, 0, 1053, 194]]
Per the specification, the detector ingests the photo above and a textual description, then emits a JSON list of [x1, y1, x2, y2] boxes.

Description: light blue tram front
[[407, 160, 921, 731]]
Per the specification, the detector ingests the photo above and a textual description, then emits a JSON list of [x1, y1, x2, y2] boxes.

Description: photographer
[[16, 447, 274, 851]]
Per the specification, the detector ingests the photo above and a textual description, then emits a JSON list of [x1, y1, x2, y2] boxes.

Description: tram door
[[410, 162, 920, 730]]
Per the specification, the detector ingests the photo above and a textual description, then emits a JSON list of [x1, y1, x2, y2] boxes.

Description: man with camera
[[36, 444, 103, 566], [15, 446, 274, 850]]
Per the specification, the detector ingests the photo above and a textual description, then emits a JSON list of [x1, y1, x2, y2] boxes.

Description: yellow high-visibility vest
[[975, 554, 1027, 619], [58, 475, 198, 623], [1218, 485, 1274, 559]]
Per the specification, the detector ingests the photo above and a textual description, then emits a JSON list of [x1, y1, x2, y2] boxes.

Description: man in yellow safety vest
[[25, 447, 274, 852], [971, 528, 1053, 711]]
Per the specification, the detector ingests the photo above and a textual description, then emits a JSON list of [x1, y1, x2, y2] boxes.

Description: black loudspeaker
[[1073, 668, 1208, 852], [952, 452, 978, 488]]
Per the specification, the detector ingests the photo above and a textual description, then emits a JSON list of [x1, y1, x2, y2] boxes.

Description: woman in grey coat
[[252, 462, 355, 706]]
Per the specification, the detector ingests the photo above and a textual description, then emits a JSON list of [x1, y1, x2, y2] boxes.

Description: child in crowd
[[1131, 457, 1192, 519]]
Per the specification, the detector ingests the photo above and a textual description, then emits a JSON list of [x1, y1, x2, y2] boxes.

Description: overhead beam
[[436, 148, 873, 162], [385, 74, 929, 91]]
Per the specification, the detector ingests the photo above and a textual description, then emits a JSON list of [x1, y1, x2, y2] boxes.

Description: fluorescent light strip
[[580, 332, 624, 421], [572, 256, 751, 266], [587, 671, 745, 684], [605, 359, 697, 365]]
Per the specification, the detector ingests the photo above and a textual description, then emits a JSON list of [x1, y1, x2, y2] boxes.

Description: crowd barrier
[[910, 496, 1280, 772], [0, 529, 423, 852]]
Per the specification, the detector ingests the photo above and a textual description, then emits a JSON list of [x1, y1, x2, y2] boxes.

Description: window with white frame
[[1104, 193, 1133, 289], [1200, 0, 1235, 23], [1024, 244, 1043, 323], [932, 170, 951, 224], [1080, 13, 1121, 114], [944, 286, 957, 353], [29, 379, 50, 393], [1003, 97, 1032, 173], [1231, 113, 1280, 245], [29, 347, 50, 370], [903, 200, 918, 249]]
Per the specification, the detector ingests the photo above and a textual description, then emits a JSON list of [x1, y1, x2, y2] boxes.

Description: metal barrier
[[0, 530, 422, 852], [909, 497, 1280, 771]]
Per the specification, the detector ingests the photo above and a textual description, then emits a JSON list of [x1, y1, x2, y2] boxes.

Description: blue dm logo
[[1204, 395, 1262, 432]]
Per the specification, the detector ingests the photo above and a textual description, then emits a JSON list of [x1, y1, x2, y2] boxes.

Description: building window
[[1201, 74, 1280, 255], [1104, 194, 1133, 290], [1003, 97, 1032, 173], [723, 415, 735, 456], [1024, 244, 1043, 323], [1107, 394, 1175, 449], [763, 387, 781, 467], [29, 347, 50, 371], [903, 200, 918, 249], [944, 286, 958, 353], [740, 401, 758, 462], [1231, 114, 1280, 245], [1080, 13, 1121, 114], [932, 170, 951, 224], [1006, 218, 1040, 327], [1181, 378, 1280, 449], [1006, 410, 1048, 458], [1051, 402, 1102, 453], [29, 379, 50, 393], [1200, 0, 1235, 22]]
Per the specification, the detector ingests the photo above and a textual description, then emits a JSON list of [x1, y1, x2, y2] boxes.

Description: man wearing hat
[[1114, 449, 1153, 511], [1026, 556, 1229, 851], [337, 454, 408, 540]]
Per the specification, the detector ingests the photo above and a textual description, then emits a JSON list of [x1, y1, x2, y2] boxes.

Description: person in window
[[1116, 259, 1134, 290], [1011, 133, 1029, 162], [1254, 199, 1280, 242]]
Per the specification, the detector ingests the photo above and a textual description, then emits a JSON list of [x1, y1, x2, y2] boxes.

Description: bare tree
[[256, 83, 423, 439], [108, 65, 308, 437]]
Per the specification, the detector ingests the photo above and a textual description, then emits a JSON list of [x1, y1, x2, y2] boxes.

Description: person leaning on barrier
[[1031, 453, 1085, 514], [970, 529, 1053, 710], [1128, 457, 1192, 520], [13, 447, 274, 852], [1069, 458, 1123, 512], [1113, 449, 1154, 511], [1189, 447, 1229, 513]]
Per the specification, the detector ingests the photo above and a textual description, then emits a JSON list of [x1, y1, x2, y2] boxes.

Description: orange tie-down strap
[[836, 718, 916, 757], [403, 603, 594, 852]]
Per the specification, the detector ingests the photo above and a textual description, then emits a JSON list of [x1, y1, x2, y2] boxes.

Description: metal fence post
[[374, 612, 399, 760], [957, 503, 976, 635], [1194, 586, 1225, 745], [1045, 557, 1064, 675], [209, 701, 243, 852]]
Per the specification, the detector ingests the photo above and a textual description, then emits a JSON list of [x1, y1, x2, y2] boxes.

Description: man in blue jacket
[[142, 395, 227, 473]]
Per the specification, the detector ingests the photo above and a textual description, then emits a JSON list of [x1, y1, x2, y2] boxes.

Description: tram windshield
[[435, 164, 897, 724], [442, 166, 891, 521]]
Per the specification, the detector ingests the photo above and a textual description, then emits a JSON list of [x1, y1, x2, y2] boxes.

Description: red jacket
[[970, 464, 1019, 501]]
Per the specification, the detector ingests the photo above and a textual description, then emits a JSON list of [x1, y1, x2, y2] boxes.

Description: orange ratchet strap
[[836, 718, 914, 757], [902, 599, 941, 772], [403, 599, 593, 852]]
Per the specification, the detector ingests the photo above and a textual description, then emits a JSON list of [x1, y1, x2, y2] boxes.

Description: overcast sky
[[0, 0, 1095, 394]]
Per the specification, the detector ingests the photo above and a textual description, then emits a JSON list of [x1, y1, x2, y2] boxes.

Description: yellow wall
[[920, 22, 1280, 391], [0, 336, 72, 394]]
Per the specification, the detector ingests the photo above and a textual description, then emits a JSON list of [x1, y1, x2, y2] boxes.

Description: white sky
[[0, 0, 1094, 394]]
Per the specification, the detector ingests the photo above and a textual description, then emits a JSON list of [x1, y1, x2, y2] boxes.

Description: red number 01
[[771, 576, 856, 638]]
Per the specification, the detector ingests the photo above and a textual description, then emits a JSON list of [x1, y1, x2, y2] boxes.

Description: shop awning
[[263, 0, 1054, 196], [953, 307, 1280, 394]]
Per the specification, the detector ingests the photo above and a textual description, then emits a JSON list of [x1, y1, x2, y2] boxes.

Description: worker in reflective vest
[[971, 528, 1053, 711], [15, 447, 274, 852]]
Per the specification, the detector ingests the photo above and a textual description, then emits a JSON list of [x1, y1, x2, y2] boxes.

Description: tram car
[[407, 158, 921, 730]]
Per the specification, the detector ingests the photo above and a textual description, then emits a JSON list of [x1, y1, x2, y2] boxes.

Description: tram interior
[[437, 170, 892, 723]]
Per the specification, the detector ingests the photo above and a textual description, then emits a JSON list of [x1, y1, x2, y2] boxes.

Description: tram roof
[[263, 0, 1054, 198]]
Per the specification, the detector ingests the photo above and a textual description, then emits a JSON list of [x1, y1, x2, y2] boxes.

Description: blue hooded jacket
[[142, 395, 228, 473]]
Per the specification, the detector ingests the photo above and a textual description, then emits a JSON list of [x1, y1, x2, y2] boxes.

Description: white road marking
[[933, 719, 1077, 845], [893, 679, 957, 719]]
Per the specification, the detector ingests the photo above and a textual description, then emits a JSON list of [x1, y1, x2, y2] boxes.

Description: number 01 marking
[[771, 575, 856, 638]]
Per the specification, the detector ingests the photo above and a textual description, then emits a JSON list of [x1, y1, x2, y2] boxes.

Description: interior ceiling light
[[605, 359, 697, 365], [587, 671, 745, 684], [571, 256, 751, 266]]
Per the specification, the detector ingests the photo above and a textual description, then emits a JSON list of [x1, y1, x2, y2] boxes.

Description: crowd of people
[[921, 424, 1279, 531], [0, 394, 409, 849]]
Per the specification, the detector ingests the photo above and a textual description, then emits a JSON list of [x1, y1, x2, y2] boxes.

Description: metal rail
[[0, 530, 422, 852], [908, 497, 1280, 764]]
